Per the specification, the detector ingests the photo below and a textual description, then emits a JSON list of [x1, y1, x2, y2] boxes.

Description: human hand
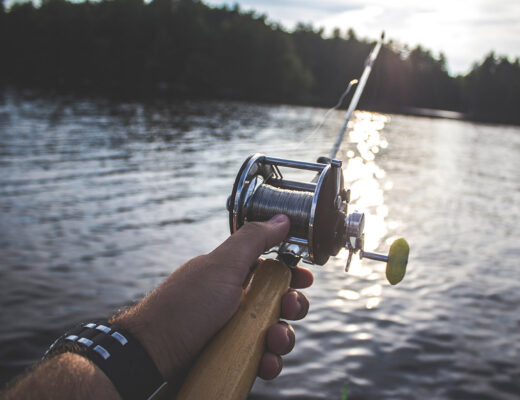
[[113, 214, 313, 383]]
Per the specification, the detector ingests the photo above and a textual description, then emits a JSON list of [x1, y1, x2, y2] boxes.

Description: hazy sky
[[204, 0, 520, 75]]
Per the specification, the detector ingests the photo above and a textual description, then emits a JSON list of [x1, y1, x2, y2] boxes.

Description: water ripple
[[1, 93, 519, 399]]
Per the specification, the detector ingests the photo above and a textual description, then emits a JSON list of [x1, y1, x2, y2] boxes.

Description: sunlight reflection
[[334, 111, 390, 295], [346, 347, 372, 357], [366, 298, 381, 310], [353, 332, 373, 341], [338, 289, 361, 301], [361, 284, 383, 297], [366, 273, 381, 280], [341, 112, 389, 254], [344, 324, 359, 333], [388, 221, 400, 230], [330, 299, 346, 307]]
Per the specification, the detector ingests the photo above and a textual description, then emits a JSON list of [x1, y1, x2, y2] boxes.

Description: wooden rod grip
[[176, 259, 292, 400]]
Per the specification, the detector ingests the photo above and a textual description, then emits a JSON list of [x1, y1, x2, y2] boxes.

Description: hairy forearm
[[1, 217, 304, 399], [1, 353, 120, 400]]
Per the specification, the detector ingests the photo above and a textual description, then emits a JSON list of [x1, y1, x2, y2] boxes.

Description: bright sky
[[204, 0, 520, 75]]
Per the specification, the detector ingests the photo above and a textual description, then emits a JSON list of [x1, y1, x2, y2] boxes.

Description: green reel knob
[[385, 238, 409, 285], [361, 237, 409, 285]]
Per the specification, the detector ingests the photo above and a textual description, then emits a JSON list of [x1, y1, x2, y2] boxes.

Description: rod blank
[[329, 32, 384, 159]]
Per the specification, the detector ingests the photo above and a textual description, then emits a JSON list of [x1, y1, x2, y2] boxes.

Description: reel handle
[[177, 259, 292, 400], [361, 238, 409, 285]]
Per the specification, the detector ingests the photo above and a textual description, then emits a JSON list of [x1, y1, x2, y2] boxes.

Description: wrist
[[44, 320, 166, 400], [110, 305, 182, 381]]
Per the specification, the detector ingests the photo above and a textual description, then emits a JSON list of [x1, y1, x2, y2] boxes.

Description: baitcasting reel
[[227, 154, 409, 284]]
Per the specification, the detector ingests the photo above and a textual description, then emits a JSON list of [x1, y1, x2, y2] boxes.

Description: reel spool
[[227, 154, 409, 284]]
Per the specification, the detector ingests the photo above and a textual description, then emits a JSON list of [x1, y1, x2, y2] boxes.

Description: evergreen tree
[[1, 0, 519, 123]]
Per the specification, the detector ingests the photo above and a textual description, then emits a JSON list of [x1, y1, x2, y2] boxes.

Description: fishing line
[[227, 31, 408, 273], [302, 79, 358, 144], [259, 79, 358, 156], [245, 35, 386, 239], [246, 184, 313, 237]]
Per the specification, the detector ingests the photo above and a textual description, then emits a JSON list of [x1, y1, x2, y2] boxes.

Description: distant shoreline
[[2, 88, 518, 127], [2, 0, 519, 126]]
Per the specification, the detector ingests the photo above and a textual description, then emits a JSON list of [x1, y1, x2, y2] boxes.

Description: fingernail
[[295, 299, 303, 319], [286, 325, 295, 352], [270, 214, 288, 224], [290, 291, 302, 319], [295, 291, 310, 320], [275, 355, 283, 376]]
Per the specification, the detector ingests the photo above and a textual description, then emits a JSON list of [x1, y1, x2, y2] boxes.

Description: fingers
[[225, 214, 290, 260], [209, 214, 290, 279], [259, 322, 296, 380], [290, 266, 314, 289], [258, 352, 282, 380], [281, 289, 309, 320], [266, 321, 295, 355]]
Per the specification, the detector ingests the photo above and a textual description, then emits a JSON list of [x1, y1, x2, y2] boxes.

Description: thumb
[[209, 214, 290, 276]]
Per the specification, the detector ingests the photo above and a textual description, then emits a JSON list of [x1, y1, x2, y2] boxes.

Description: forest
[[1, 0, 519, 124]]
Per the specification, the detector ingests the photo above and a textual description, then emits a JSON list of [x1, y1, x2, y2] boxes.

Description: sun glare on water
[[334, 111, 391, 297]]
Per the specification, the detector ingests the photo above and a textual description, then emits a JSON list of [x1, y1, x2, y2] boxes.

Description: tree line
[[1, 0, 519, 124]]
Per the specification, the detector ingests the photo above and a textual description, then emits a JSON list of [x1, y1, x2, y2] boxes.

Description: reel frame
[[228, 153, 346, 265]]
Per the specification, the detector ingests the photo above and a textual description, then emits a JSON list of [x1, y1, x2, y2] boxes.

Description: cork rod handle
[[176, 259, 292, 400]]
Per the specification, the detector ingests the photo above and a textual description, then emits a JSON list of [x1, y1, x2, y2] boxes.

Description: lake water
[[0, 93, 519, 399]]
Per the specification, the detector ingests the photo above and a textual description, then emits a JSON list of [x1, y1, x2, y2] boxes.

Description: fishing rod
[[330, 31, 385, 159], [177, 32, 409, 400]]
